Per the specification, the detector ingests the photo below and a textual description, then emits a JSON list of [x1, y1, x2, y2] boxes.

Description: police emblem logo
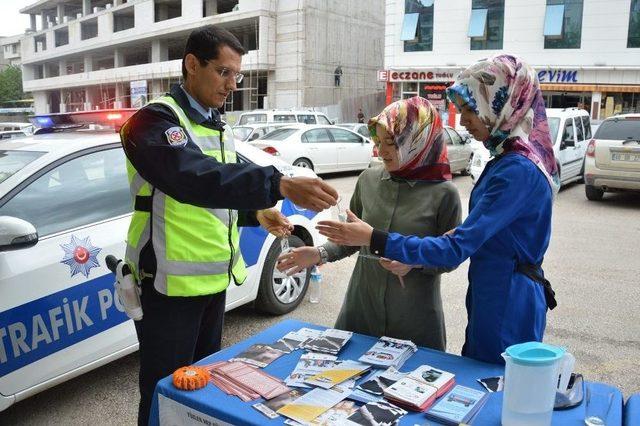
[[165, 127, 188, 146], [60, 235, 101, 278]]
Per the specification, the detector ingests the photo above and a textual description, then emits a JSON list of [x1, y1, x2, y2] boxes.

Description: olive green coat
[[323, 167, 462, 350]]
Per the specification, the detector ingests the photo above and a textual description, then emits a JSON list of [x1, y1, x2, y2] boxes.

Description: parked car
[[0, 111, 328, 411], [583, 113, 640, 200], [250, 124, 373, 173], [337, 123, 372, 139], [0, 122, 34, 135], [469, 108, 592, 186], [232, 123, 287, 142], [237, 110, 333, 126], [443, 126, 474, 175]]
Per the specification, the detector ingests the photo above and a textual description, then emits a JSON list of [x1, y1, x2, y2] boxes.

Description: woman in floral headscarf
[[277, 97, 462, 349], [316, 55, 559, 364]]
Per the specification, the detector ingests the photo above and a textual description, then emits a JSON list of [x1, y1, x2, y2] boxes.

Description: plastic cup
[[584, 385, 614, 426]]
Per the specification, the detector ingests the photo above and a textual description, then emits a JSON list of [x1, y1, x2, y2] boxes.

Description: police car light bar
[[29, 109, 137, 133]]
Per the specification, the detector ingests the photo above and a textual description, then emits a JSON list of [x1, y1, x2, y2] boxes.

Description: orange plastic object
[[172, 366, 209, 391]]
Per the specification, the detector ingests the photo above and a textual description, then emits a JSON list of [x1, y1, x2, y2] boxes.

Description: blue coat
[[379, 153, 553, 364]]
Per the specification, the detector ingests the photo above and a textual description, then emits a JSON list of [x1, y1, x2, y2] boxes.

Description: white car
[[336, 123, 372, 139], [232, 123, 287, 142], [0, 122, 34, 135], [584, 113, 640, 200], [469, 108, 592, 186], [237, 110, 333, 126], [0, 111, 328, 411], [250, 124, 373, 173]]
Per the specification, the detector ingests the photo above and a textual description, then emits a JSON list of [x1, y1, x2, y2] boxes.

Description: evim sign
[[537, 69, 579, 83]]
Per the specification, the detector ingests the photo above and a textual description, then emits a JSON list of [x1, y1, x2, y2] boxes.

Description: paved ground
[[2, 172, 639, 425]]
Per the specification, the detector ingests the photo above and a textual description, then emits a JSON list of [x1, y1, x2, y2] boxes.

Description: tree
[[0, 65, 24, 103]]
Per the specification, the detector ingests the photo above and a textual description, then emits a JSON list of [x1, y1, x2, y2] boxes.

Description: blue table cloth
[[625, 394, 640, 426], [149, 319, 623, 425]]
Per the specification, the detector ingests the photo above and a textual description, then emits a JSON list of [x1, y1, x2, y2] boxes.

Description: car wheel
[[461, 155, 473, 176], [585, 184, 604, 201], [293, 158, 314, 170], [255, 235, 311, 315]]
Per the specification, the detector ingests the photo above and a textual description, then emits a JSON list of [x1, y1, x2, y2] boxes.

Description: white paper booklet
[[277, 386, 350, 424], [285, 353, 339, 388], [302, 329, 353, 355], [358, 336, 417, 368]]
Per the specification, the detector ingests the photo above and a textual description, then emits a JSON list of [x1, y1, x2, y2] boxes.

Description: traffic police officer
[[120, 25, 338, 425]]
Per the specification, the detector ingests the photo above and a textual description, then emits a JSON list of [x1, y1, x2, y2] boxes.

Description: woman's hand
[[378, 259, 414, 277], [277, 246, 321, 276], [256, 208, 293, 238], [316, 210, 373, 246]]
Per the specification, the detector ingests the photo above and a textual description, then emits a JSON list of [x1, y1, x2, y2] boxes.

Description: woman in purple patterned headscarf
[[315, 55, 559, 364]]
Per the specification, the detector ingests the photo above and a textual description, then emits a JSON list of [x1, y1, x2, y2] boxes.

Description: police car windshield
[[0, 150, 45, 184]]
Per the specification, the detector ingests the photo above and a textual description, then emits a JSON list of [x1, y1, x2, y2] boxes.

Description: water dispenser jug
[[501, 342, 575, 426]]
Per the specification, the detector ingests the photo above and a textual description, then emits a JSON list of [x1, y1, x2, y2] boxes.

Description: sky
[[0, 0, 36, 37]]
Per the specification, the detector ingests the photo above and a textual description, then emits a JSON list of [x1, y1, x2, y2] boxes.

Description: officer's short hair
[[182, 26, 245, 80]]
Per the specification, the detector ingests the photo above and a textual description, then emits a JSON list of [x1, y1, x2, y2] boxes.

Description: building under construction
[[19, 0, 385, 119]]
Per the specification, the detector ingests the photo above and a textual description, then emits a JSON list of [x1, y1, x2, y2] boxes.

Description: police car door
[[0, 146, 136, 399]]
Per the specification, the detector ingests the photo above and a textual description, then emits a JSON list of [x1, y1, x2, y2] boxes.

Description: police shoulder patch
[[165, 126, 188, 146]]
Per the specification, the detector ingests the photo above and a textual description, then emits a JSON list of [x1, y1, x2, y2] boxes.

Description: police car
[[0, 110, 328, 411]]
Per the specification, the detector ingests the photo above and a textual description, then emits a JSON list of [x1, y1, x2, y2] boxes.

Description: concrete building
[[18, 0, 384, 117], [382, 0, 640, 121], [0, 35, 23, 68]]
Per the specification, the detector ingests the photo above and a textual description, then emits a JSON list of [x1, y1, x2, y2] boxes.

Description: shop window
[[469, 0, 504, 50], [628, 0, 640, 48], [403, 0, 434, 52], [544, 0, 583, 49]]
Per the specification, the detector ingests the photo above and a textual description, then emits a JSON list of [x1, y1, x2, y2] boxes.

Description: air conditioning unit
[[63, 16, 69, 23], [77, 13, 83, 19], [105, 4, 112, 9]]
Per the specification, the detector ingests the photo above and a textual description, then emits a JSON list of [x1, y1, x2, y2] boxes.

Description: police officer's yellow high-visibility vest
[[123, 95, 247, 296]]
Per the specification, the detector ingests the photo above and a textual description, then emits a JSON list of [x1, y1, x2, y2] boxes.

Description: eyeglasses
[[210, 64, 244, 84]]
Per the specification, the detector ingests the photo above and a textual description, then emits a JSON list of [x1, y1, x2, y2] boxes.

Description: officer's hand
[[279, 176, 338, 212], [256, 208, 293, 238]]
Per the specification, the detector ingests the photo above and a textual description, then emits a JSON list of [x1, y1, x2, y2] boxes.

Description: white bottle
[[309, 267, 322, 304]]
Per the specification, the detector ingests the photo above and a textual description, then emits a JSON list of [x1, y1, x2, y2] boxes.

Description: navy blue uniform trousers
[[134, 278, 226, 426]]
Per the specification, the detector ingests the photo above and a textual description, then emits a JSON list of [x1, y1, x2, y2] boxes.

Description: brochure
[[229, 343, 286, 368], [281, 328, 324, 350], [383, 376, 438, 411], [356, 367, 406, 396], [358, 336, 417, 369], [304, 361, 370, 389], [407, 365, 456, 397], [277, 386, 350, 423], [302, 329, 353, 355], [209, 361, 290, 401], [283, 400, 358, 426], [425, 385, 489, 425], [344, 400, 407, 426], [285, 353, 339, 388], [252, 388, 308, 419]]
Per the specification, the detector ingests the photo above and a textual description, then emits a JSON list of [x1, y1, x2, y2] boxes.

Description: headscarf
[[368, 96, 451, 181], [446, 54, 560, 193]]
